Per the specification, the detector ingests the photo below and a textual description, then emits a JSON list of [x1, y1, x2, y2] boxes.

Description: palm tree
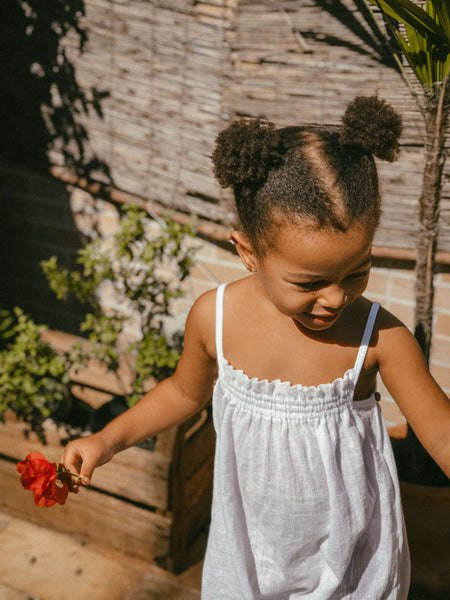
[[366, 0, 449, 360], [365, 0, 449, 484]]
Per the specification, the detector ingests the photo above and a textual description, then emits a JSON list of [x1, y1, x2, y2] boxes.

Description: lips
[[307, 312, 341, 324]]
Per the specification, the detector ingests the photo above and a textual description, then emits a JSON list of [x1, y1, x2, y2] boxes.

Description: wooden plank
[[182, 455, 214, 514], [92, 446, 171, 510], [182, 456, 214, 547], [0, 513, 153, 600], [0, 419, 172, 510], [122, 571, 201, 600], [175, 409, 214, 548], [181, 409, 216, 480], [168, 412, 214, 572], [40, 329, 136, 396], [0, 459, 171, 563], [70, 383, 114, 410]]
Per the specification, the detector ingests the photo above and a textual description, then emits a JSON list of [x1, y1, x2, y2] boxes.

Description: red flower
[[17, 452, 77, 507]]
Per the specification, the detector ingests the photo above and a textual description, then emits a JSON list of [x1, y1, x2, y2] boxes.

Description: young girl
[[63, 96, 450, 599]]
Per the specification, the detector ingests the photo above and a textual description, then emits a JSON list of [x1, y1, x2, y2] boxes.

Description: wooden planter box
[[0, 410, 214, 574], [0, 330, 215, 574]]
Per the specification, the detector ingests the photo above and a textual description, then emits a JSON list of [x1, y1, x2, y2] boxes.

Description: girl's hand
[[61, 433, 114, 487]]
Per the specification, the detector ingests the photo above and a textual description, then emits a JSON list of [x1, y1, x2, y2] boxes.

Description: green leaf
[[367, 0, 450, 88], [0, 308, 70, 435], [368, 0, 450, 44], [430, 0, 450, 37]]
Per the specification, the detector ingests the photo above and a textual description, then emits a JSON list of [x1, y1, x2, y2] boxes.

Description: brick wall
[[1, 166, 448, 428]]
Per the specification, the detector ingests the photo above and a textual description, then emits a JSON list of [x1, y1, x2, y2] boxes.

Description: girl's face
[[233, 222, 374, 332]]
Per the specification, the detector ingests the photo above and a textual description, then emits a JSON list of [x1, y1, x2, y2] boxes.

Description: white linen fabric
[[201, 284, 410, 599]]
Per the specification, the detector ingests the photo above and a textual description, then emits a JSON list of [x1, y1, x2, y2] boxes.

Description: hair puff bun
[[340, 96, 403, 162], [212, 119, 286, 191]]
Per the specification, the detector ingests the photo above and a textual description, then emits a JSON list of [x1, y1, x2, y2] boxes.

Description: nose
[[317, 284, 347, 310]]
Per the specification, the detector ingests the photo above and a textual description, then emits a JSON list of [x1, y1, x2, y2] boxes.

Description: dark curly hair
[[212, 96, 402, 254]]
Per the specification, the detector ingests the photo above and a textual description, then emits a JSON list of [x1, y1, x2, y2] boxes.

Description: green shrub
[[0, 307, 70, 441], [41, 204, 196, 406]]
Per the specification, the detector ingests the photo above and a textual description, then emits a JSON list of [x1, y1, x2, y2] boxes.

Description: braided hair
[[212, 96, 403, 254]]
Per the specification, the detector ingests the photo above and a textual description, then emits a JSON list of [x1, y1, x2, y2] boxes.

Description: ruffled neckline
[[217, 357, 362, 418], [222, 357, 355, 394]]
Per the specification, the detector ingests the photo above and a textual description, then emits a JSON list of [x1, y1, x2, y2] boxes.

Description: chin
[[297, 312, 342, 331]]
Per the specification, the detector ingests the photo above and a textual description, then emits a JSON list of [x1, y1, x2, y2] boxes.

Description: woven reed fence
[[22, 0, 446, 253]]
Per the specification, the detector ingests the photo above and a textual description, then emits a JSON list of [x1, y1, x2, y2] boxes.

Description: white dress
[[201, 284, 410, 600]]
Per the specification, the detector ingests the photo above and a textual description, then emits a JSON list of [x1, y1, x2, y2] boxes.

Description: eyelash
[[348, 269, 370, 281], [294, 270, 370, 291], [295, 282, 324, 292]]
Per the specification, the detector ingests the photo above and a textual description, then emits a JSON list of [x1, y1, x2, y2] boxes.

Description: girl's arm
[[376, 312, 450, 477], [62, 291, 218, 484]]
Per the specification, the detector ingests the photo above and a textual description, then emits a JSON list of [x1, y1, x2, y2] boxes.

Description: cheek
[[275, 290, 315, 315], [361, 273, 371, 290], [347, 275, 370, 296]]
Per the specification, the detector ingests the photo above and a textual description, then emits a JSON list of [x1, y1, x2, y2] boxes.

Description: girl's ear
[[230, 231, 258, 273]]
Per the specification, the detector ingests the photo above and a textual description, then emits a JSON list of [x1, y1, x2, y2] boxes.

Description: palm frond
[[368, 0, 449, 43], [429, 0, 450, 38], [367, 0, 450, 88]]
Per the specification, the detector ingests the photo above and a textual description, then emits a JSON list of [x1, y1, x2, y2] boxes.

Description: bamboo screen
[[6, 0, 450, 252]]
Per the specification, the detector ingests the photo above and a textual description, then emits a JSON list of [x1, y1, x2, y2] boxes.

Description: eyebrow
[[286, 256, 372, 279]]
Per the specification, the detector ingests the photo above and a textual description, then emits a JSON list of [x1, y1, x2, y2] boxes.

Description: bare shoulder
[[189, 287, 217, 320], [187, 277, 253, 358], [371, 304, 418, 357], [170, 289, 219, 408], [186, 288, 218, 359], [373, 303, 405, 330]]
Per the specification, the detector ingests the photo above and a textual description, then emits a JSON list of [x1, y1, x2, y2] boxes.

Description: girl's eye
[[294, 269, 369, 290], [294, 281, 326, 291], [346, 270, 370, 281]]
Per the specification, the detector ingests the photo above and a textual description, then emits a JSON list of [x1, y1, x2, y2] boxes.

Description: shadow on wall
[[0, 0, 112, 332], [0, 0, 110, 175], [310, 0, 399, 67]]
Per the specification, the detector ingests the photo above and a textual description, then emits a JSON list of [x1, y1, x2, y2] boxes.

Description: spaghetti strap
[[215, 283, 227, 374], [353, 302, 380, 382]]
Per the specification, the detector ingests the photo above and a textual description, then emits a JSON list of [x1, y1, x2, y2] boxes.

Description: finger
[[78, 465, 93, 486], [75, 448, 97, 485], [61, 444, 82, 477], [61, 444, 91, 486]]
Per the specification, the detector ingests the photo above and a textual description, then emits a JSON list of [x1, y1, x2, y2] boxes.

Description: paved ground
[[0, 510, 202, 600]]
